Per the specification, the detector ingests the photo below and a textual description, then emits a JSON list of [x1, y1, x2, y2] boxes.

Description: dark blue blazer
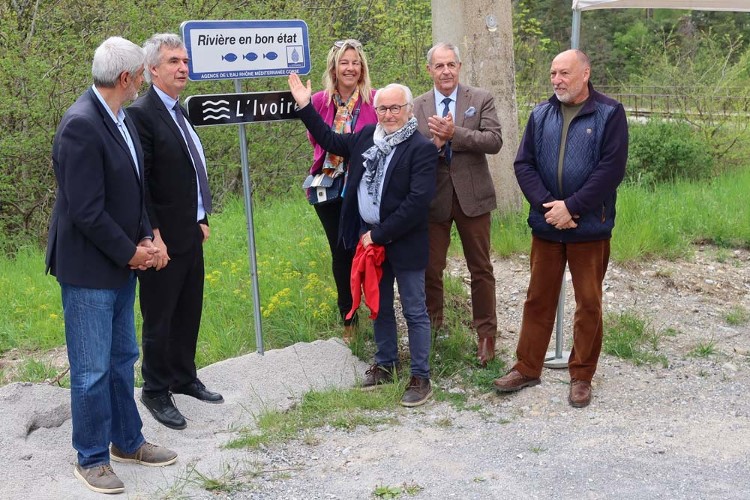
[[297, 103, 437, 270], [45, 87, 152, 288], [126, 85, 206, 255]]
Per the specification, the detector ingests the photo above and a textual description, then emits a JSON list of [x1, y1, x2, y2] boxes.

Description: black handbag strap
[[341, 98, 363, 171], [350, 98, 362, 130]]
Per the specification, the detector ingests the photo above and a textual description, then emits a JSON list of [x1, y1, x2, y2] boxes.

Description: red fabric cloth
[[346, 241, 385, 320]]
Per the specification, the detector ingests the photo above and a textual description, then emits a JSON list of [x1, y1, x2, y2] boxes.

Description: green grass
[[373, 483, 423, 498], [725, 305, 750, 326], [226, 386, 401, 449], [15, 359, 66, 384], [490, 208, 532, 257], [603, 311, 669, 367], [613, 169, 750, 262], [200, 196, 342, 360], [0, 248, 66, 353], [4, 167, 750, 383], [689, 340, 716, 358]]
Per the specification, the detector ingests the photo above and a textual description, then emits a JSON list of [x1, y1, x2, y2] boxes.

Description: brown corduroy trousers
[[513, 236, 610, 382]]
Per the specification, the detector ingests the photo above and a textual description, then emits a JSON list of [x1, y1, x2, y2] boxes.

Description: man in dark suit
[[46, 36, 177, 494], [413, 42, 503, 367], [127, 33, 222, 431], [289, 74, 438, 407]]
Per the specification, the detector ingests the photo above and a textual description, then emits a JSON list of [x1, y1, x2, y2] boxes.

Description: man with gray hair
[[289, 74, 438, 407], [413, 42, 503, 366], [46, 36, 177, 495], [127, 33, 222, 431]]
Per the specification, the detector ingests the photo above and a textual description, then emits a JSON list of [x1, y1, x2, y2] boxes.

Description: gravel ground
[[213, 245, 750, 499], [3, 245, 749, 499]]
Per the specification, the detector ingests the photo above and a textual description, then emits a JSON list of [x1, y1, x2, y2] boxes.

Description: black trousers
[[139, 230, 204, 395], [314, 198, 356, 325]]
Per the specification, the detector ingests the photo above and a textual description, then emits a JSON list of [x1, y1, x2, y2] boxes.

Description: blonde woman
[[306, 39, 377, 342]]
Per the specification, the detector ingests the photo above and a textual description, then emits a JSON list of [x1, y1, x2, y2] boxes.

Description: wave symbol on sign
[[202, 100, 231, 121]]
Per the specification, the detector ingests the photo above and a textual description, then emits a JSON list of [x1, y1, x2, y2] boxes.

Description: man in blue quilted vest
[[493, 49, 628, 408]]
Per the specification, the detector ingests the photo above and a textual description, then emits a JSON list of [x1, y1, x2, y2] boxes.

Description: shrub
[[626, 120, 714, 186]]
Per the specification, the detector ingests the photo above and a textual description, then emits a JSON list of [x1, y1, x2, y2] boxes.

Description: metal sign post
[[544, 266, 571, 369], [181, 19, 310, 355], [233, 79, 264, 355]]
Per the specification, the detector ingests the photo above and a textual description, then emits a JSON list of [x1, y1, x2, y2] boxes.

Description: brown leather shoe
[[361, 364, 397, 391], [569, 379, 592, 408], [400, 376, 433, 407], [493, 369, 541, 393], [477, 336, 496, 367]]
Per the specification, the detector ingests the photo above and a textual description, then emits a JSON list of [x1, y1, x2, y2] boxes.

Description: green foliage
[[627, 120, 715, 186], [603, 311, 668, 367], [195, 195, 345, 362], [4, 1, 750, 256], [513, 0, 552, 86], [623, 29, 750, 167], [491, 206, 531, 258], [612, 21, 656, 77], [14, 359, 64, 384], [0, 0, 432, 255]]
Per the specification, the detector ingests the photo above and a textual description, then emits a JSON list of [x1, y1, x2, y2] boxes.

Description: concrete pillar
[[431, 0, 521, 212]]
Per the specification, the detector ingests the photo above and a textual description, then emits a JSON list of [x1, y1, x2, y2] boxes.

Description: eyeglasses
[[375, 104, 409, 116], [333, 39, 362, 49]]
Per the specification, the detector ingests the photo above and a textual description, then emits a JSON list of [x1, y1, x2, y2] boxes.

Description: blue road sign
[[181, 20, 311, 81]]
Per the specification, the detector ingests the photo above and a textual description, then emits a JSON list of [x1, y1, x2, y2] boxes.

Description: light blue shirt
[[92, 85, 139, 177], [433, 87, 458, 118], [358, 148, 397, 225], [153, 85, 208, 222]]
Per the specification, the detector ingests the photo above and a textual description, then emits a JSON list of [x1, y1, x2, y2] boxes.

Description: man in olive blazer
[[413, 42, 503, 366]]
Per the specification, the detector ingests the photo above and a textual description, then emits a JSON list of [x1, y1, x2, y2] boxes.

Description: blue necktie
[[173, 101, 212, 214], [441, 97, 452, 164]]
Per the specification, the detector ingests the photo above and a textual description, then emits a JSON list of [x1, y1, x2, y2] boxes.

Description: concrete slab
[[0, 338, 366, 499]]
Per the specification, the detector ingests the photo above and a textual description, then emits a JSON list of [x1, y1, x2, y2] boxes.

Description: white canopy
[[570, 0, 750, 48], [573, 0, 750, 12]]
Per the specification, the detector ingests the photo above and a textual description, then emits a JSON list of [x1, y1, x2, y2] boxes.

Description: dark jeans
[[374, 260, 431, 379], [314, 198, 355, 325]]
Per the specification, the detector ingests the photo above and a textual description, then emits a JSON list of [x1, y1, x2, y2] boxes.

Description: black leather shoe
[[171, 379, 224, 404], [140, 392, 187, 430]]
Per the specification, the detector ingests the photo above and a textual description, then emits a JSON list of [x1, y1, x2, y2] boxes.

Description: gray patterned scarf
[[361, 116, 418, 205]]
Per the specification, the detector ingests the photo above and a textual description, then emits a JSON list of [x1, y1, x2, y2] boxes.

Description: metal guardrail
[[518, 86, 750, 118]]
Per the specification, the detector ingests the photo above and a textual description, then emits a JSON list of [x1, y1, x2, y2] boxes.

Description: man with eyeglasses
[[289, 73, 438, 407], [413, 42, 503, 367]]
